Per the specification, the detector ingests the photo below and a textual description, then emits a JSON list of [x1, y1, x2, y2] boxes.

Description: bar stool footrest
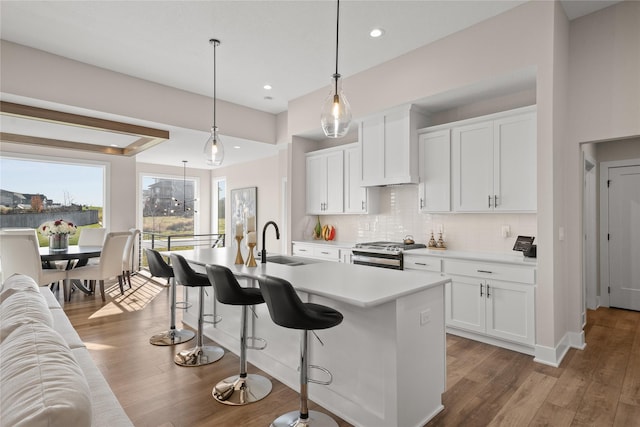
[[175, 301, 192, 309], [246, 336, 267, 350], [306, 364, 333, 386], [203, 313, 222, 325]]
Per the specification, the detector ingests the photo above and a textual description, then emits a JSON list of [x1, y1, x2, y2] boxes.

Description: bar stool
[[146, 249, 195, 346], [258, 275, 343, 427], [170, 254, 224, 367], [206, 264, 272, 405]]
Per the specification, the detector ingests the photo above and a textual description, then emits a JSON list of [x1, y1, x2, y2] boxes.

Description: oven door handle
[[352, 254, 401, 267]]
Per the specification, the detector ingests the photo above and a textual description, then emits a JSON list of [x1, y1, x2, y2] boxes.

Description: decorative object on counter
[[428, 231, 437, 248], [313, 216, 323, 240], [247, 215, 256, 233], [403, 235, 415, 245], [234, 222, 245, 264], [322, 224, 336, 241], [435, 232, 447, 250], [39, 219, 77, 251], [203, 38, 224, 166], [246, 231, 257, 267], [320, 0, 351, 138]]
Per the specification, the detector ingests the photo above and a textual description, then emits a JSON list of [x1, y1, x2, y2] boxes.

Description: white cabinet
[[292, 242, 341, 262], [306, 149, 344, 214], [344, 143, 378, 214], [360, 105, 428, 187], [418, 129, 451, 212], [443, 259, 536, 348], [452, 107, 536, 212], [403, 254, 442, 272]]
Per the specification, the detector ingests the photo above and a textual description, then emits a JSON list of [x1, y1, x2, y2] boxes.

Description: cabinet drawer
[[443, 259, 535, 284], [292, 244, 314, 257], [313, 246, 340, 260], [404, 255, 441, 272]]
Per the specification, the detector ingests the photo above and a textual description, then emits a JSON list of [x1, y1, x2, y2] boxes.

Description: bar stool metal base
[[174, 345, 224, 367], [270, 410, 338, 427], [149, 328, 195, 346], [213, 374, 272, 405]]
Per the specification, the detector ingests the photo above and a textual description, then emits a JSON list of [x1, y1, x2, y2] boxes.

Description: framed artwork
[[230, 186, 257, 234]]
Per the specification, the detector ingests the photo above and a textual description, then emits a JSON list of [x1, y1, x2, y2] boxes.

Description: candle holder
[[246, 242, 257, 267], [234, 236, 245, 264]]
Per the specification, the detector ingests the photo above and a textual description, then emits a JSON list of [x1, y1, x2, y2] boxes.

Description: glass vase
[[49, 234, 69, 252]]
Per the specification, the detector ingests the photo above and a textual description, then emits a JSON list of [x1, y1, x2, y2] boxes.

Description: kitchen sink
[[263, 255, 317, 266]]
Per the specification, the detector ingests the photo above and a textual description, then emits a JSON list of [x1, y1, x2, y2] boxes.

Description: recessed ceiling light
[[369, 28, 385, 38], [263, 84, 272, 90], [233, 145, 241, 149], [110, 144, 119, 147]]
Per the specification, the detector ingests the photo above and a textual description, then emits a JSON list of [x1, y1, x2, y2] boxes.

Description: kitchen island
[[167, 247, 450, 427]]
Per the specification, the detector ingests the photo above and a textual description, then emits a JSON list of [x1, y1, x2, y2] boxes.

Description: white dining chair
[[0, 229, 67, 286], [119, 228, 140, 293], [78, 227, 106, 246], [65, 231, 130, 302]]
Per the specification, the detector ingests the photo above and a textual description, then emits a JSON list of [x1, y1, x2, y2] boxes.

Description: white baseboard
[[534, 330, 586, 367]]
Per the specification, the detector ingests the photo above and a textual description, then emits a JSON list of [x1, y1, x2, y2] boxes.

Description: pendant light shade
[[321, 0, 352, 138], [204, 39, 224, 166]]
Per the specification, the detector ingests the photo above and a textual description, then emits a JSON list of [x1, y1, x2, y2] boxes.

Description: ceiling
[[0, 0, 621, 169]]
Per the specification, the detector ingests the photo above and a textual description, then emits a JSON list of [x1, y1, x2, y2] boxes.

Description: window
[[0, 156, 105, 245], [141, 174, 198, 237], [213, 178, 226, 234]]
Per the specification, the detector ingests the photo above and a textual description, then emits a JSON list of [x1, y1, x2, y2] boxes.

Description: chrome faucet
[[261, 221, 280, 263]]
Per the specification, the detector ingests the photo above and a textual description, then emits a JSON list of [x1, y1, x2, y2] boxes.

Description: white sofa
[[0, 274, 133, 427]]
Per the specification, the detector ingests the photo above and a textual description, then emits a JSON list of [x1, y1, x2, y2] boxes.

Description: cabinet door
[[445, 275, 485, 333], [324, 150, 344, 214], [493, 112, 536, 211], [360, 116, 385, 185], [344, 145, 367, 213], [306, 154, 326, 214], [384, 108, 411, 182], [418, 130, 451, 212], [452, 122, 493, 212], [485, 279, 535, 345]]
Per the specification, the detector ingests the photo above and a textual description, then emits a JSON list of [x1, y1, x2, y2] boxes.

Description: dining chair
[[74, 227, 106, 268], [0, 229, 67, 286], [65, 231, 130, 302], [119, 228, 140, 293]]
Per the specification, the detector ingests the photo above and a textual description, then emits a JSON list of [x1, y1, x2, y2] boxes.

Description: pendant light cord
[[334, 0, 341, 95], [210, 39, 220, 130]]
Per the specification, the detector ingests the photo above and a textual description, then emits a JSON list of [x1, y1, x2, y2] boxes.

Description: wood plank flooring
[[61, 273, 640, 426]]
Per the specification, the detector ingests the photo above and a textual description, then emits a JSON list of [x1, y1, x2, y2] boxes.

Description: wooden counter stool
[[170, 254, 224, 366], [146, 249, 195, 346], [258, 275, 343, 427], [206, 265, 272, 405]]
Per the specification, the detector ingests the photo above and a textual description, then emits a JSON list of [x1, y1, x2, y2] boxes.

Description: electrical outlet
[[420, 309, 431, 326], [501, 225, 510, 238]]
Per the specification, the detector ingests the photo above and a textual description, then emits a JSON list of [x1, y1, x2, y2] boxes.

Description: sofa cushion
[[0, 273, 40, 304], [0, 322, 92, 427], [0, 288, 53, 342]]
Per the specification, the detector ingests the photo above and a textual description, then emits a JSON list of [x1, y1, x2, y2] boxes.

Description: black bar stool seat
[[206, 264, 272, 405], [170, 254, 224, 367], [146, 249, 195, 346], [258, 275, 343, 427]]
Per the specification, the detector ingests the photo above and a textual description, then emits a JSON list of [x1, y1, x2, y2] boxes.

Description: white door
[[418, 130, 451, 212], [608, 165, 640, 311], [445, 276, 485, 333], [452, 121, 493, 211]]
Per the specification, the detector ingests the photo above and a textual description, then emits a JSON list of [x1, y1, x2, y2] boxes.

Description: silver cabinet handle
[[488, 195, 492, 208], [494, 195, 498, 207], [480, 283, 484, 297], [420, 198, 425, 209], [320, 251, 330, 255], [477, 269, 493, 274], [299, 248, 308, 252], [487, 284, 491, 298], [361, 200, 366, 211], [415, 262, 427, 266]]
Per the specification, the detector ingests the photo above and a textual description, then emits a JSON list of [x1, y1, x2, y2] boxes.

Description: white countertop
[[164, 247, 449, 308], [292, 239, 356, 249], [404, 248, 537, 266]]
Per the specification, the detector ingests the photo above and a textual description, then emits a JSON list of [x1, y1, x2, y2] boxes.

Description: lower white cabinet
[[443, 259, 536, 348], [292, 242, 341, 262]]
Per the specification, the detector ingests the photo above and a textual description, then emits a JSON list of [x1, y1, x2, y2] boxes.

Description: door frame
[[583, 153, 597, 319], [599, 158, 640, 307]]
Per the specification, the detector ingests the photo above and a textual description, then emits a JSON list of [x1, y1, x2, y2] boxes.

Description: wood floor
[[61, 273, 640, 427]]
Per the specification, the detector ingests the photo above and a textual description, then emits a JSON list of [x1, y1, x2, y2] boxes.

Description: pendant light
[[320, 0, 352, 138], [203, 38, 224, 166]]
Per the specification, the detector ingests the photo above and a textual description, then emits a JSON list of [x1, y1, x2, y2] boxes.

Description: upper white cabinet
[[306, 149, 344, 215], [360, 105, 429, 187], [418, 129, 451, 212], [306, 143, 377, 215], [452, 107, 537, 212]]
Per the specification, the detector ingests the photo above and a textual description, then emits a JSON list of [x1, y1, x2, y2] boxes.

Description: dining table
[[39, 245, 102, 300]]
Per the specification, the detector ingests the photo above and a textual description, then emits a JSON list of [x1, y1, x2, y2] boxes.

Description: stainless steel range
[[352, 241, 427, 270]]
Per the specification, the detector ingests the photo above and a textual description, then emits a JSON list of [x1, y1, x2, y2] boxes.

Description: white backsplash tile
[[311, 185, 537, 255]]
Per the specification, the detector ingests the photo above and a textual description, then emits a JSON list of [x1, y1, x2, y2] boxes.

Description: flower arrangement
[[39, 219, 78, 236]]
